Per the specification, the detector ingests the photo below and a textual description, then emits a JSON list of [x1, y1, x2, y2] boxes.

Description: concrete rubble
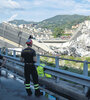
[[54, 20, 90, 57]]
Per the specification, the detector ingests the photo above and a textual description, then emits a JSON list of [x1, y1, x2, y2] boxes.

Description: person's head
[[26, 39, 32, 47], [29, 35, 33, 39]]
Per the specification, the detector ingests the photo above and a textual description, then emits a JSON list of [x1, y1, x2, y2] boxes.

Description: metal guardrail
[[0, 48, 90, 96]]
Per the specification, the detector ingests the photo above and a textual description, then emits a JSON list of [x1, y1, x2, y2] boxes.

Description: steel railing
[[0, 48, 90, 96]]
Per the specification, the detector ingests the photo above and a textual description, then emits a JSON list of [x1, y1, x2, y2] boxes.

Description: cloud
[[8, 0, 20, 8], [86, 0, 90, 2], [33, 0, 43, 6], [0, 0, 20, 9], [0, 0, 90, 23], [7, 14, 18, 21]]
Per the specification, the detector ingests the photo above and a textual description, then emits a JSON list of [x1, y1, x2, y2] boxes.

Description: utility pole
[[18, 31, 22, 47]]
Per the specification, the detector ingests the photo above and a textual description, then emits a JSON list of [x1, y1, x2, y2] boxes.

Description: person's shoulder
[[30, 48, 35, 53], [32, 48, 35, 52]]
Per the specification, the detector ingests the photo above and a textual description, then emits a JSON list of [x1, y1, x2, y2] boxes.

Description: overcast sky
[[0, 0, 90, 23]]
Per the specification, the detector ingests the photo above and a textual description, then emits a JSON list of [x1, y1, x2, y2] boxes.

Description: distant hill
[[9, 15, 90, 30], [38, 14, 90, 30], [9, 19, 37, 25]]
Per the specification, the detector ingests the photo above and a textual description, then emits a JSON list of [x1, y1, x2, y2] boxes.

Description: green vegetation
[[40, 55, 90, 76], [38, 14, 90, 31], [53, 27, 64, 38]]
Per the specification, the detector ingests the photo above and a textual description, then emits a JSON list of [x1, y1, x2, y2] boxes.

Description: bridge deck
[[0, 76, 49, 100]]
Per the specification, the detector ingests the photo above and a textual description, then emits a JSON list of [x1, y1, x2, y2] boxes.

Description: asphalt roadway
[[0, 76, 49, 100]]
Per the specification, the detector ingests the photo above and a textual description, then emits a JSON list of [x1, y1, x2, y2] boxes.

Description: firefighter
[[20, 37, 43, 97]]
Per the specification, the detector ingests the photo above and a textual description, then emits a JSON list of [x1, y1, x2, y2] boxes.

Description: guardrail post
[[6, 71, 8, 78], [13, 50, 16, 58], [83, 60, 88, 94], [55, 56, 59, 83], [0, 48, 2, 75], [5, 49, 8, 56], [0, 48, 1, 54], [37, 54, 40, 65], [13, 74, 16, 79]]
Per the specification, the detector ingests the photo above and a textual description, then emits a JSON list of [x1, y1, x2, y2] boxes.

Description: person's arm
[[0, 57, 7, 67]]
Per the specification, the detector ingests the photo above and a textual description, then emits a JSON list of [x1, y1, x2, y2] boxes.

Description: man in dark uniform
[[0, 54, 7, 75], [21, 37, 43, 97]]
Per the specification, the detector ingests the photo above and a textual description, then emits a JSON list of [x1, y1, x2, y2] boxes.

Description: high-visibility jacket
[[37, 63, 52, 78], [37, 64, 44, 77]]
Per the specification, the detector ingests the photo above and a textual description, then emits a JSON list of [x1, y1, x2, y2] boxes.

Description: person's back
[[21, 47, 36, 63]]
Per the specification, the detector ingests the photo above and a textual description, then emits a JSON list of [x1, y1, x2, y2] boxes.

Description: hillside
[[9, 20, 37, 25], [38, 14, 90, 30], [9, 15, 90, 30]]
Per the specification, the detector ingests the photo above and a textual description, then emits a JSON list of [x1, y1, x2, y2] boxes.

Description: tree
[[53, 27, 64, 38]]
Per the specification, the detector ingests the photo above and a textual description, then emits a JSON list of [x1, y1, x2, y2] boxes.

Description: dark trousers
[[24, 64, 43, 96], [24, 64, 38, 85]]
